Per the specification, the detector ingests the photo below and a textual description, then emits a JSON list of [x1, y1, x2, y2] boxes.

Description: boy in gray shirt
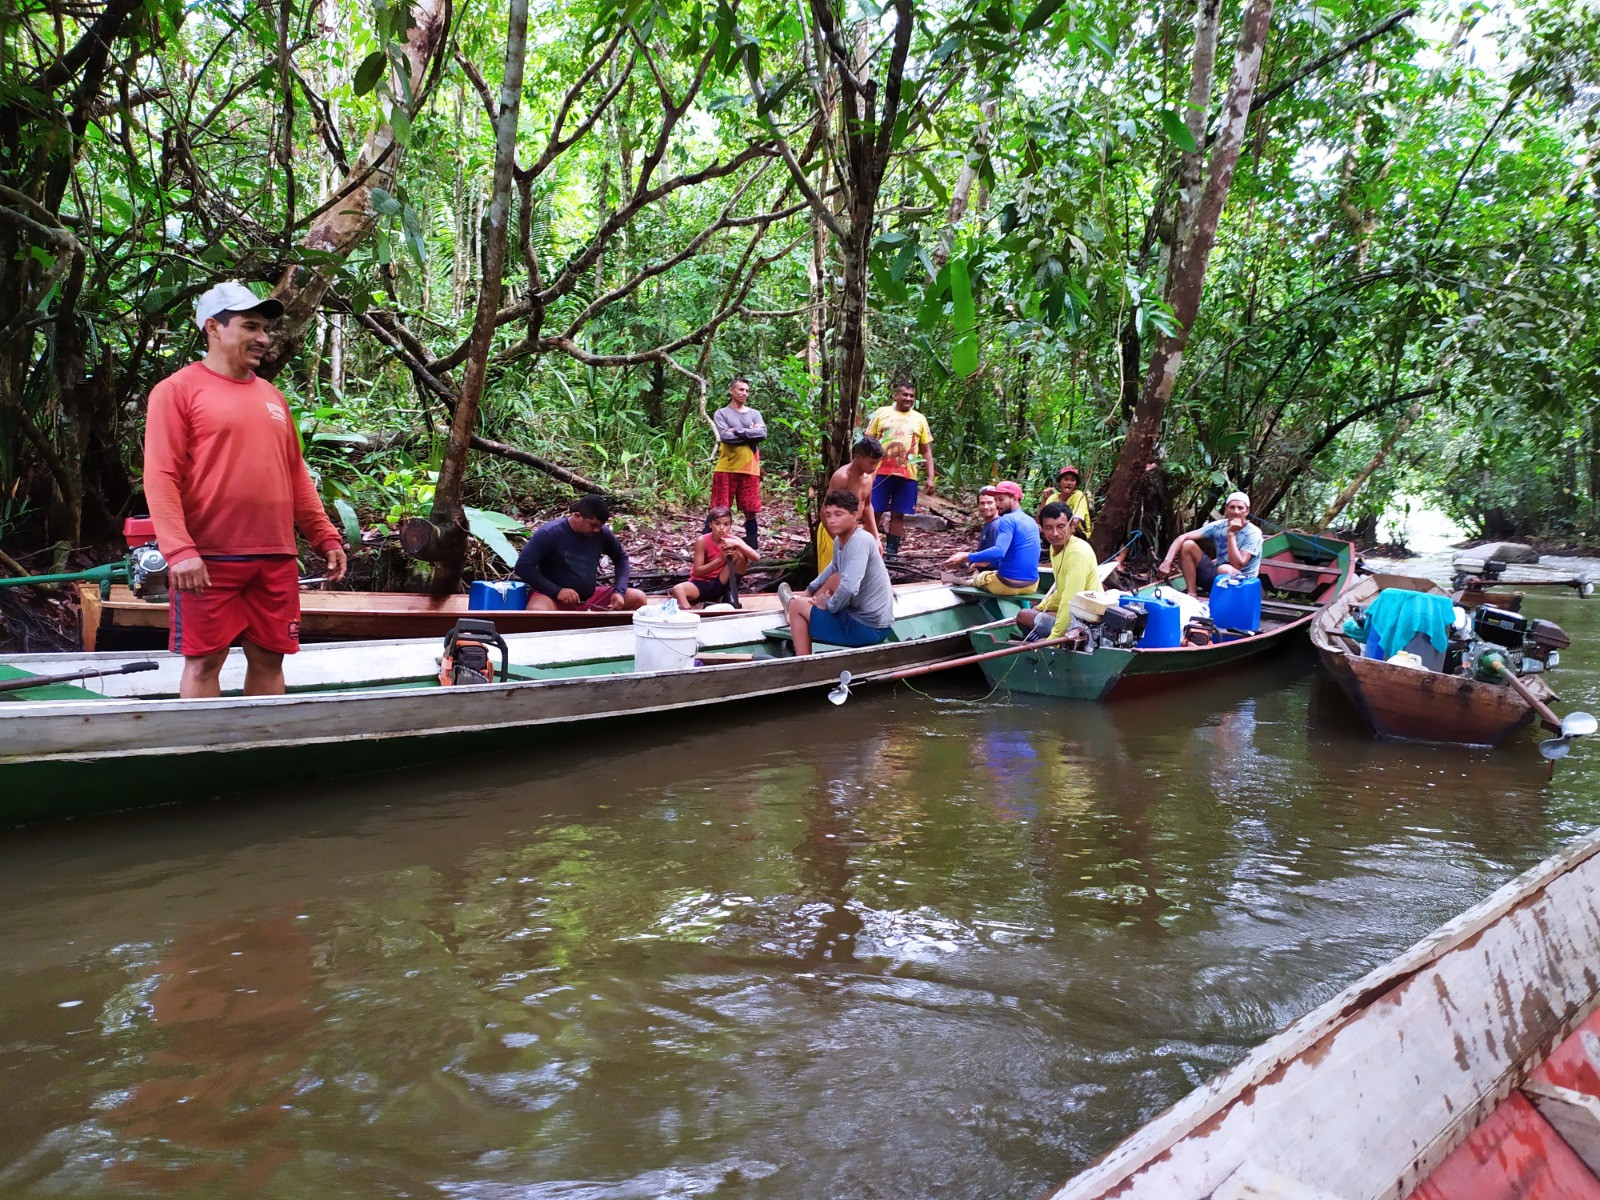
[[779, 489, 894, 654]]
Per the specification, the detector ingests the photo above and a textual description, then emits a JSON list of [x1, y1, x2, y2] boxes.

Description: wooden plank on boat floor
[[1529, 1016, 1600, 1096], [1524, 1080, 1600, 1176], [1213, 1162, 1353, 1200], [1408, 1091, 1600, 1199]]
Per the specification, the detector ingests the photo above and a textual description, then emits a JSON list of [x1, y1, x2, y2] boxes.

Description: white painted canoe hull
[[1051, 827, 1600, 1200]]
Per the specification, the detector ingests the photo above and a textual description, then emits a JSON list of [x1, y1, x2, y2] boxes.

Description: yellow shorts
[[971, 571, 1038, 596], [816, 524, 834, 574]]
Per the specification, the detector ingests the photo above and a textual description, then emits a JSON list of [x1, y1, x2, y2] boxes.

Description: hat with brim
[[195, 281, 285, 329], [978, 485, 1001, 497], [995, 481, 1024, 499], [1057, 464, 1081, 480]]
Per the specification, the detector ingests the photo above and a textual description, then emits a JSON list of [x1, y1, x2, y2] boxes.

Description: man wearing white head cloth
[[1156, 490, 1263, 595]]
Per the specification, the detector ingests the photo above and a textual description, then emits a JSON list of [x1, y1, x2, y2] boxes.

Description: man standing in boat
[[143, 281, 348, 700], [816, 435, 884, 574], [866, 377, 936, 561], [709, 376, 767, 550], [516, 493, 648, 612], [1157, 491, 1263, 594]]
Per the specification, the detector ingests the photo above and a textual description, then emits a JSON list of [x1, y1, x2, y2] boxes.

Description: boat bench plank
[[1213, 1163, 1352, 1200], [1522, 1079, 1600, 1176], [761, 627, 889, 649]]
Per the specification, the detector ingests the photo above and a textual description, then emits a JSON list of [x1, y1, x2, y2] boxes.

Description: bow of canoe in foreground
[[1050, 824, 1600, 1200], [0, 587, 1012, 826]]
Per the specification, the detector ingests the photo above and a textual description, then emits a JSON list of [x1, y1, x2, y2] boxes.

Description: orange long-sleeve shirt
[[143, 362, 342, 564]]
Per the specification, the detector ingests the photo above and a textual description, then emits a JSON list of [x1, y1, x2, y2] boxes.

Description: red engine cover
[[123, 516, 157, 548]]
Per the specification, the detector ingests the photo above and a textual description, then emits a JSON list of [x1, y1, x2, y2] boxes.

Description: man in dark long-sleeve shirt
[[515, 494, 648, 611]]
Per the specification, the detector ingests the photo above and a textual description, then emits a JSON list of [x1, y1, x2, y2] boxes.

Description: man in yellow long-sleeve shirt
[[1016, 502, 1099, 639]]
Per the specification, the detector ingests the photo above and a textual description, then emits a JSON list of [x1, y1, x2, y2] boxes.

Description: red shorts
[[555, 584, 615, 612], [171, 556, 301, 657], [711, 471, 762, 514]]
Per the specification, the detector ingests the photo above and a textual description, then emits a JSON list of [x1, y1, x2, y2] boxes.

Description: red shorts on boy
[[710, 471, 761, 513], [554, 585, 616, 612], [170, 556, 301, 657]]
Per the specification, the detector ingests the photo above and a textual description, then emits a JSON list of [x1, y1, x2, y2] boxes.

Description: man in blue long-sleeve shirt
[[943, 480, 1040, 595], [515, 494, 648, 612]]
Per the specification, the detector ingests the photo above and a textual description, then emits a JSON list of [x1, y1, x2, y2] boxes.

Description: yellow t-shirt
[[816, 524, 835, 574], [1039, 537, 1100, 614], [715, 442, 759, 474], [865, 406, 932, 480], [1041, 487, 1093, 535]]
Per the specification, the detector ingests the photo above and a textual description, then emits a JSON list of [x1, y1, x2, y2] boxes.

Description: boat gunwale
[[1050, 824, 1600, 1199]]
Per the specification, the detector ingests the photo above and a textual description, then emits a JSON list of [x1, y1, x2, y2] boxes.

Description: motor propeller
[[1541, 710, 1599, 761]]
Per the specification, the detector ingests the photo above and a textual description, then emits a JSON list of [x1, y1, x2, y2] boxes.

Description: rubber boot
[[744, 514, 759, 550], [885, 533, 902, 562], [726, 568, 742, 609]]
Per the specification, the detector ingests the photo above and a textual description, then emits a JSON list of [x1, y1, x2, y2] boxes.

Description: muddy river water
[[3, 562, 1600, 1198]]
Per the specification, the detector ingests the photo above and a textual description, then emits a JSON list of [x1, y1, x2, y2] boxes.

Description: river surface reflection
[[2, 592, 1599, 1198]]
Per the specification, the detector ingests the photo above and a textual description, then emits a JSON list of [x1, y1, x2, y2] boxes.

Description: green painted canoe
[[0, 586, 1000, 825], [966, 530, 1355, 702]]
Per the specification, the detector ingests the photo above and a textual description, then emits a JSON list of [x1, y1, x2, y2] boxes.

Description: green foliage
[[3, 0, 1600, 559]]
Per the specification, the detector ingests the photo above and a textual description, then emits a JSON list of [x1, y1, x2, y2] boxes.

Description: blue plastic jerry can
[[469, 580, 528, 610], [1210, 574, 1262, 632], [1123, 592, 1182, 648]]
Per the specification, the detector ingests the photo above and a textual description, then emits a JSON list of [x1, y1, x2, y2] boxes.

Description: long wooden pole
[[1491, 662, 1563, 734], [857, 629, 1077, 686]]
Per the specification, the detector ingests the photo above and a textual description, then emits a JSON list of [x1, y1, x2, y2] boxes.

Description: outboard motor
[[1523, 617, 1571, 671], [1473, 605, 1528, 649], [1099, 603, 1147, 649], [123, 516, 169, 601]]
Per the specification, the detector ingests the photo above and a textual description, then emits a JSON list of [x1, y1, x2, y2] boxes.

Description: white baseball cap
[[194, 281, 284, 329]]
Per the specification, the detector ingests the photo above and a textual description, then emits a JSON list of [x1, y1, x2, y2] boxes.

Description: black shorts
[[1195, 555, 1218, 595], [686, 576, 729, 604]]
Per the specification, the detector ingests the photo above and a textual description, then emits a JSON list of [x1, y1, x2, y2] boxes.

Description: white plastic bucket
[[632, 606, 700, 673]]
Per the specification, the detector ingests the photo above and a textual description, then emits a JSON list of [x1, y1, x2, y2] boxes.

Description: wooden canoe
[[0, 586, 1016, 825], [966, 530, 1354, 702], [1311, 573, 1558, 747], [74, 581, 790, 650], [1048, 825, 1600, 1200]]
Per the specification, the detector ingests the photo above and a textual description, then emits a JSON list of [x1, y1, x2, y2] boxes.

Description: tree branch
[[1250, 7, 1415, 114]]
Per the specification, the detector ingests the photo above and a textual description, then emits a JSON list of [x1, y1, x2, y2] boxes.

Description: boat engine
[[1099, 603, 1147, 649], [1451, 558, 1509, 591], [438, 618, 509, 686], [122, 516, 169, 601], [1522, 617, 1571, 672]]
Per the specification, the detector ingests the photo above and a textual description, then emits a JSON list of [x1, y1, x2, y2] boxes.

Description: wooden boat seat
[[762, 626, 901, 649], [951, 585, 1046, 603]]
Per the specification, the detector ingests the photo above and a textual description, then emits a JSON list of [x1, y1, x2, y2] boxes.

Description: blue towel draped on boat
[[1363, 588, 1455, 660]]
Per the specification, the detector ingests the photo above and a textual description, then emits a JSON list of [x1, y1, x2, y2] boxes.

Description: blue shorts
[[808, 606, 891, 647], [870, 474, 918, 515]]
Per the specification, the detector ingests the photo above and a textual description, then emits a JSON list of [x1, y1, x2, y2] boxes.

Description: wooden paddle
[[0, 660, 158, 695]]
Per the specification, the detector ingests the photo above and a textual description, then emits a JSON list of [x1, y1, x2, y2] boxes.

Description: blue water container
[[1122, 593, 1182, 649], [1210, 575, 1262, 633], [469, 580, 528, 610]]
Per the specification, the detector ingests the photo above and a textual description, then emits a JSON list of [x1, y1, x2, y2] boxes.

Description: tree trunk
[[257, 0, 450, 379], [1093, 0, 1275, 555], [931, 96, 997, 270], [1314, 402, 1423, 532], [403, 0, 531, 594]]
